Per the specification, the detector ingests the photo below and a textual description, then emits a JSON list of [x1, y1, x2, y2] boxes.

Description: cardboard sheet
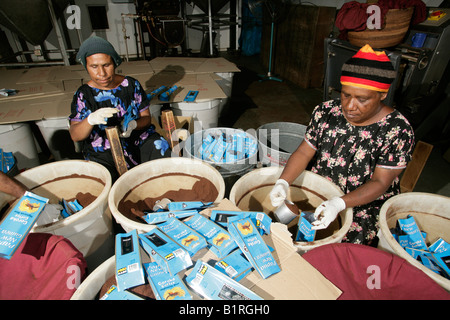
[[0, 58, 237, 124]]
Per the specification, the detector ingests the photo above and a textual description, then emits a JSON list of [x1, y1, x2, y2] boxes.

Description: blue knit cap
[[76, 36, 122, 68]]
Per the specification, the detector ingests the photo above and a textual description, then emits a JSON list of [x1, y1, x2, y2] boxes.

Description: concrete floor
[[218, 52, 450, 198]]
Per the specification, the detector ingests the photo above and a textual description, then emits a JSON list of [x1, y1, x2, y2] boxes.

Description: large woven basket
[[348, 7, 414, 49]]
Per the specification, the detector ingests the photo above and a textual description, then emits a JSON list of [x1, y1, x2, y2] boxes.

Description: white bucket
[[377, 192, 450, 291], [3, 160, 114, 271], [150, 104, 162, 122], [215, 72, 234, 115], [108, 157, 225, 233], [0, 122, 40, 170], [171, 99, 221, 129], [71, 255, 115, 300], [229, 166, 353, 253], [35, 117, 72, 160]]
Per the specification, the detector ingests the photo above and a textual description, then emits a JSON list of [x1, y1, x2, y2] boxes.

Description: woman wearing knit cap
[[69, 36, 170, 181], [270, 44, 415, 246]]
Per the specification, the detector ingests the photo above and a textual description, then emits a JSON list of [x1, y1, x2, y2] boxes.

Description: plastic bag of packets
[[392, 215, 450, 279], [198, 131, 257, 163]]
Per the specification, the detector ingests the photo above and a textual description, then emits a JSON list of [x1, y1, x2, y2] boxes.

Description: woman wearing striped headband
[[270, 44, 415, 246]]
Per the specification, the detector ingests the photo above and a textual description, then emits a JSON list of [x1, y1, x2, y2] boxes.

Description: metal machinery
[[324, 8, 450, 142], [135, 0, 239, 59], [0, 0, 74, 67], [135, 0, 186, 59]]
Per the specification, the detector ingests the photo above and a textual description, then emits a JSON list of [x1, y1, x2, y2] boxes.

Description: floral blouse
[[69, 76, 168, 170], [305, 99, 415, 245]]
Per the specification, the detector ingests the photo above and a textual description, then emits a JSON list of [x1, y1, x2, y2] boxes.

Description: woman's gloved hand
[[312, 197, 346, 230], [121, 120, 137, 138], [270, 179, 289, 207], [87, 108, 118, 125]]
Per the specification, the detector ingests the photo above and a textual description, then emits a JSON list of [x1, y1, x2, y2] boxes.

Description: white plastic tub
[[229, 166, 353, 253], [171, 99, 221, 129], [2, 160, 114, 270], [35, 117, 71, 160], [0, 122, 40, 169], [108, 157, 225, 233], [377, 192, 450, 291]]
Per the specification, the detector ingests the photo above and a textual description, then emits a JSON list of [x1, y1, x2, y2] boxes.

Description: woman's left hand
[[312, 197, 346, 230], [121, 120, 137, 138]]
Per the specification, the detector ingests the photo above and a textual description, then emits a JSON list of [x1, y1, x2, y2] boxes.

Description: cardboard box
[[195, 199, 342, 300], [0, 58, 233, 124]]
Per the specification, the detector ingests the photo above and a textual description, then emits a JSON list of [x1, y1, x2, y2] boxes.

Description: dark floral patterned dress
[[305, 99, 415, 245], [69, 76, 170, 180]]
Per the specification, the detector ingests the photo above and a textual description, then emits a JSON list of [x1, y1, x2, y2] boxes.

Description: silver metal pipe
[[47, 0, 70, 66], [208, 0, 213, 56]]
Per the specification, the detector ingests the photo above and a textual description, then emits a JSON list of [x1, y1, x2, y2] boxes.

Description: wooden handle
[[161, 109, 177, 150], [105, 126, 128, 176]]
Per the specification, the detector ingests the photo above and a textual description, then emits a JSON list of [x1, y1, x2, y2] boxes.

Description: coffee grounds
[[118, 175, 219, 223], [71, 192, 97, 208]]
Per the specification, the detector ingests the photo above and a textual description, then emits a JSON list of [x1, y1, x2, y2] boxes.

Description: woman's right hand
[[87, 107, 118, 125], [270, 179, 289, 207]]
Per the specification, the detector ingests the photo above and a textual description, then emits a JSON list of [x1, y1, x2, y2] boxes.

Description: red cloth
[[302, 243, 450, 300], [0, 233, 87, 300]]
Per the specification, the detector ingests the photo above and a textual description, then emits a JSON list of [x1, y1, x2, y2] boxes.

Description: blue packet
[[186, 260, 263, 300], [214, 248, 253, 282], [139, 228, 192, 275], [212, 210, 272, 235], [183, 213, 237, 259], [166, 201, 213, 211], [0, 191, 49, 260], [143, 209, 197, 224], [157, 217, 208, 256], [432, 251, 450, 279], [429, 238, 450, 253], [100, 285, 143, 300], [144, 261, 192, 300], [397, 215, 428, 250], [228, 217, 281, 279], [295, 212, 316, 242], [198, 134, 214, 159], [115, 230, 146, 291], [159, 85, 178, 101], [418, 252, 447, 276], [147, 85, 167, 101]]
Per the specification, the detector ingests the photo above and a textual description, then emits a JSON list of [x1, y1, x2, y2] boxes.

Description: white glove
[[270, 179, 289, 207], [87, 107, 118, 125], [312, 197, 346, 230], [121, 120, 137, 138], [36, 203, 64, 226]]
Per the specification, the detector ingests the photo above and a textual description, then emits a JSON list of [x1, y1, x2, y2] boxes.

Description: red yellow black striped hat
[[340, 44, 396, 92]]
